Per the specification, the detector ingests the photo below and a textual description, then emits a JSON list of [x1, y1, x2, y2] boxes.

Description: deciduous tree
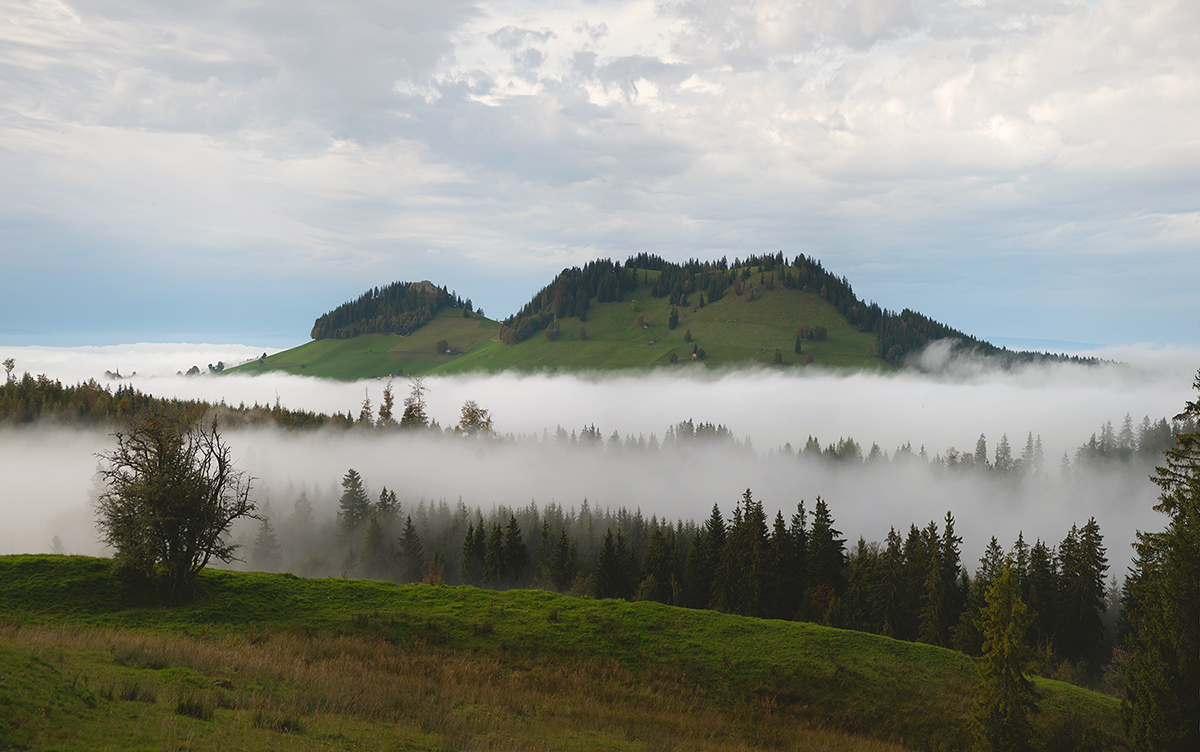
[[95, 406, 256, 588]]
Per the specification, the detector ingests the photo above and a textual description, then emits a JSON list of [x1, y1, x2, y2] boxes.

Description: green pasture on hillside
[[0, 556, 1124, 752], [232, 269, 889, 380]]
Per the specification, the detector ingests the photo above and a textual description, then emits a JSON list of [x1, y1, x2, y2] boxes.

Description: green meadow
[[0, 555, 1124, 751]]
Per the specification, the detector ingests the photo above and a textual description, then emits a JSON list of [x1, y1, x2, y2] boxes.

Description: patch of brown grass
[[0, 622, 915, 751]]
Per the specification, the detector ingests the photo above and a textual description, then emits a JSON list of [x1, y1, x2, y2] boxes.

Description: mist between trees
[[224, 427, 1144, 691]]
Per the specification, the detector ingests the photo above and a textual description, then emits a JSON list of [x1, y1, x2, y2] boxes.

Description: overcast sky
[[2, 1, 1198, 349]]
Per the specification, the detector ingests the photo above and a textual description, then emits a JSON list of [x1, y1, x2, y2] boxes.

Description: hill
[[230, 253, 1097, 380], [0, 555, 1124, 752]]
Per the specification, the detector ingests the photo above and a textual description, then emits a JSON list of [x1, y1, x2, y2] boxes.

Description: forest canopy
[[310, 280, 469, 340]]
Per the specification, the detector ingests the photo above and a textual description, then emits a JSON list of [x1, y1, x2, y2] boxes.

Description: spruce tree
[[1057, 518, 1108, 669], [503, 514, 528, 587], [593, 529, 622, 599], [397, 515, 424, 583], [251, 518, 281, 572], [482, 523, 504, 586], [362, 515, 391, 580], [971, 564, 1037, 752], [1123, 371, 1200, 751], [337, 468, 371, 537]]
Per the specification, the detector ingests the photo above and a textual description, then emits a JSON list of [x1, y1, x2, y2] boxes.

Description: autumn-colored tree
[[456, 400, 494, 438]]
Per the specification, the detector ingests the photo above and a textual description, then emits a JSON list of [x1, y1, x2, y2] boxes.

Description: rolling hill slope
[[0, 555, 1125, 752]]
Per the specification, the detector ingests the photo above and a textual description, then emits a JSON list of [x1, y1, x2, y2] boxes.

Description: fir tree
[[972, 564, 1037, 752], [337, 469, 371, 537], [397, 515, 425, 583], [1123, 371, 1200, 751], [251, 518, 281, 572]]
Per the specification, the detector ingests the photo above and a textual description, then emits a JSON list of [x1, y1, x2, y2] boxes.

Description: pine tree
[[397, 515, 425, 583], [1123, 371, 1200, 751], [971, 564, 1037, 752], [377, 380, 396, 427], [807, 496, 845, 621], [482, 523, 504, 586], [400, 376, 429, 428], [593, 529, 623, 599], [503, 514, 528, 587], [362, 514, 391, 580], [337, 469, 371, 537], [251, 518, 281, 572], [1057, 519, 1108, 669], [548, 527, 577, 591], [461, 521, 485, 586], [1025, 539, 1058, 651]]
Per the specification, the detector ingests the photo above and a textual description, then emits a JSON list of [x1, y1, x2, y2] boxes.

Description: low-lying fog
[[2, 342, 1197, 580]]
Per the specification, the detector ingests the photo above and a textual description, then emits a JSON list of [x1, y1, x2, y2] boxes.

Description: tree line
[[486, 252, 1099, 369], [251, 469, 1119, 688], [309, 279, 471, 340]]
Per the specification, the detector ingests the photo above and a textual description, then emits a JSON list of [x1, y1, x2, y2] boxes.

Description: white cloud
[[1, 0, 1198, 345]]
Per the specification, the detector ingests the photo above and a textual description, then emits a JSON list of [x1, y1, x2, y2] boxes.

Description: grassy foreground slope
[[232, 272, 883, 380], [0, 556, 1122, 752]]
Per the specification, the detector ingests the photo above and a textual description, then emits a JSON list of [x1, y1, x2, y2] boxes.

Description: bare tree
[[95, 406, 256, 588]]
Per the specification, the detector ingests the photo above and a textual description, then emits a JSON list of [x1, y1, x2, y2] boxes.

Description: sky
[[2, 0, 1198, 349]]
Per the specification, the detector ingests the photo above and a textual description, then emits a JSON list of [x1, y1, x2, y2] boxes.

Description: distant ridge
[[253, 253, 1099, 380]]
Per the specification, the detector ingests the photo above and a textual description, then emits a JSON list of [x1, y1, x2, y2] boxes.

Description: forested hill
[[310, 280, 471, 340], [306, 254, 1097, 370], [504, 252, 1095, 367]]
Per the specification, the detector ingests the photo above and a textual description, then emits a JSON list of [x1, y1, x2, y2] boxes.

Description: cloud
[[2, 0, 1199, 345]]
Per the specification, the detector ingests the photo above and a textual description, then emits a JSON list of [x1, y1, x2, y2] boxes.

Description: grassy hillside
[[232, 271, 885, 380], [231, 310, 502, 380], [0, 555, 1124, 751]]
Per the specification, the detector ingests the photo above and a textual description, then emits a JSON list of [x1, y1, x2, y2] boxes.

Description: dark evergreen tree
[[685, 503, 726, 609], [548, 527, 577, 591], [397, 515, 425, 583], [593, 529, 623, 599], [1056, 518, 1108, 669], [251, 518, 281, 572], [1123, 371, 1200, 751], [503, 514, 528, 587], [482, 522, 504, 586], [874, 527, 906, 637], [972, 564, 1037, 752], [638, 528, 676, 604], [807, 496, 845, 621], [362, 514, 391, 580], [956, 536, 1006, 655], [460, 520, 485, 586], [337, 468, 371, 537]]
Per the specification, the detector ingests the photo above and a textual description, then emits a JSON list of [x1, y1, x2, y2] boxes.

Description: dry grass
[[1, 621, 913, 751]]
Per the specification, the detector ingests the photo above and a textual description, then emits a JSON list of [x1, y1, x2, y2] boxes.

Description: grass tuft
[[175, 691, 214, 721]]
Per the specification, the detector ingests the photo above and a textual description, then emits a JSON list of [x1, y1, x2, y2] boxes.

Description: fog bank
[[1, 343, 1195, 580]]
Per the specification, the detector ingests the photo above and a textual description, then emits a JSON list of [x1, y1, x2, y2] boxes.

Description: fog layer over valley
[[3, 346, 1195, 580]]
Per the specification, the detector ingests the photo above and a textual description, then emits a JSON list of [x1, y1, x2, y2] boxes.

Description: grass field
[[231, 269, 888, 380], [0, 556, 1124, 751]]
